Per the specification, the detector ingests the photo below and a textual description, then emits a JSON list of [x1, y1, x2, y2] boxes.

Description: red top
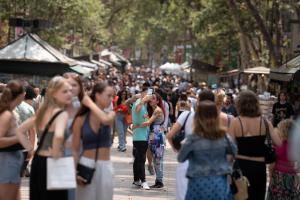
[[114, 104, 128, 113], [274, 140, 296, 174]]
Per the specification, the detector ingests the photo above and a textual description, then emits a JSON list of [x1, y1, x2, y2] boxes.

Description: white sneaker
[[141, 181, 150, 190]]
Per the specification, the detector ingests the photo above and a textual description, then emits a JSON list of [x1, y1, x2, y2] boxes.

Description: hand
[[76, 175, 87, 186], [107, 111, 116, 119], [26, 149, 34, 161], [142, 95, 152, 103], [49, 148, 62, 160]]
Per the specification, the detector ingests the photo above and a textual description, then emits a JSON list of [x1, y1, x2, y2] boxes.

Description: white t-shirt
[[176, 110, 195, 136]]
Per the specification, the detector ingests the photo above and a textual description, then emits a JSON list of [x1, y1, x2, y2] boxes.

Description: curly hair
[[236, 90, 261, 117]]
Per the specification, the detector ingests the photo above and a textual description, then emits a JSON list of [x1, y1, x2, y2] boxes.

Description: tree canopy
[[0, 0, 299, 69]]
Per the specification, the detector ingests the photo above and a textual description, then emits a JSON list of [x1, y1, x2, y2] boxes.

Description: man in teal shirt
[[131, 86, 152, 190]]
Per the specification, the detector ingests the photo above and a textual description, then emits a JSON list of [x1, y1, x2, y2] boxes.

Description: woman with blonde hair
[[214, 89, 233, 129], [0, 80, 25, 200], [178, 100, 236, 199], [267, 119, 300, 199], [17, 76, 73, 200]]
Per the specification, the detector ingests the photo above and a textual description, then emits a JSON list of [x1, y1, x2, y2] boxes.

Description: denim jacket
[[177, 134, 237, 178]]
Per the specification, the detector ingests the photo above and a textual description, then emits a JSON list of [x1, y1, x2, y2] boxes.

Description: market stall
[[218, 69, 239, 89], [239, 66, 270, 94], [0, 33, 93, 77], [269, 55, 300, 115]]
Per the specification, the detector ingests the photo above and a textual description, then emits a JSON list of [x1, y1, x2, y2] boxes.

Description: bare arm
[[0, 111, 19, 148], [268, 120, 282, 147], [82, 95, 115, 125], [72, 116, 84, 164], [52, 111, 69, 159], [16, 116, 35, 151], [166, 122, 182, 152]]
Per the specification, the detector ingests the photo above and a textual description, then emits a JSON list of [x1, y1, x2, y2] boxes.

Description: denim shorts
[[0, 151, 23, 184]]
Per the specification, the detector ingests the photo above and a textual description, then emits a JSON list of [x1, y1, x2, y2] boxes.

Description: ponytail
[[0, 88, 13, 114], [0, 80, 24, 114]]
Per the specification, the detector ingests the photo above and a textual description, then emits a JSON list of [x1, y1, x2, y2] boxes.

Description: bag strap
[[181, 111, 191, 130], [224, 134, 235, 158], [237, 117, 244, 137], [263, 117, 272, 146], [80, 113, 101, 168], [36, 110, 64, 154]]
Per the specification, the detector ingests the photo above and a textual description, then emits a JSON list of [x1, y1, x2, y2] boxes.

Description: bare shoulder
[[0, 110, 13, 121]]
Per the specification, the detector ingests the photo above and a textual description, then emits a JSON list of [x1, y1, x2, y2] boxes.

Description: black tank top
[[236, 117, 266, 157]]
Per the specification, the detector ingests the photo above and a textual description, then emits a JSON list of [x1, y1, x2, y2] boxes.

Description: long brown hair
[[193, 100, 226, 140], [147, 92, 165, 118], [75, 82, 108, 117], [0, 80, 24, 114], [35, 76, 68, 129], [63, 73, 84, 101]]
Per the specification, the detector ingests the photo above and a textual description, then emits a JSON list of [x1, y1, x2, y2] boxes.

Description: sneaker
[[141, 181, 150, 190], [150, 181, 164, 189], [132, 181, 141, 187], [119, 148, 126, 152], [148, 165, 155, 175]]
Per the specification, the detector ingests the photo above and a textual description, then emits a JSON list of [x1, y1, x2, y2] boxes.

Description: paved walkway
[[21, 135, 177, 200]]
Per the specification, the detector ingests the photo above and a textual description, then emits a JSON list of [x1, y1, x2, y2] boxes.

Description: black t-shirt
[[272, 102, 294, 127]]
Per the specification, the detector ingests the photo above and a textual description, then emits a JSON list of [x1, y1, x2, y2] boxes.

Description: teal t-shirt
[[132, 99, 149, 141]]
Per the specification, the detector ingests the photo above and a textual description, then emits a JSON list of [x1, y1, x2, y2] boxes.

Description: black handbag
[[172, 112, 191, 150], [263, 117, 276, 164], [76, 127, 101, 185]]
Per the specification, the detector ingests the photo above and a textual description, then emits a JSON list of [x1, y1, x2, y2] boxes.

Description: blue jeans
[[115, 113, 127, 150], [153, 153, 164, 183]]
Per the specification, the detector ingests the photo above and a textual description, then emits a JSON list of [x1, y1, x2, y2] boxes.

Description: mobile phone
[[147, 88, 153, 95]]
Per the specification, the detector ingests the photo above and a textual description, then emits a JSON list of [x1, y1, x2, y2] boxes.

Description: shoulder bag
[[35, 110, 76, 190], [225, 135, 249, 200], [172, 112, 191, 150], [76, 121, 101, 185]]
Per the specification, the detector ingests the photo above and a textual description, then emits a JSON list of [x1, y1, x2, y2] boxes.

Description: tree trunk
[[227, 0, 251, 70], [244, 0, 281, 67]]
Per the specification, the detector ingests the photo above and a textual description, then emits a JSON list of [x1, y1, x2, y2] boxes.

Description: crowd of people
[[0, 65, 299, 200]]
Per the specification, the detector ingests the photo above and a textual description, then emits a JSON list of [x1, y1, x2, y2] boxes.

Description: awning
[[269, 66, 299, 81], [242, 66, 270, 74], [269, 73, 294, 81], [70, 65, 94, 75]]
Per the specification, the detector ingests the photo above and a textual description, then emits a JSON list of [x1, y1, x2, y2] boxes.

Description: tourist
[[63, 73, 85, 200], [131, 85, 153, 190], [272, 92, 294, 127], [114, 90, 129, 152], [221, 93, 237, 117], [134, 92, 165, 188], [15, 86, 36, 177], [72, 82, 115, 200], [175, 93, 191, 118], [167, 90, 215, 200], [178, 100, 236, 199], [17, 76, 73, 200], [0, 80, 25, 200], [229, 90, 282, 200], [267, 119, 300, 199]]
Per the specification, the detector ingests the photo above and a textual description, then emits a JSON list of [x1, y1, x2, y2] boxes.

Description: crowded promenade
[[0, 64, 298, 200]]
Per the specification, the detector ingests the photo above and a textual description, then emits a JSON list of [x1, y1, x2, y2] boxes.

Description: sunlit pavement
[[21, 134, 177, 200]]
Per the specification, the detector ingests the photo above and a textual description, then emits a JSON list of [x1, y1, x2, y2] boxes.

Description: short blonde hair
[[277, 119, 294, 140], [214, 89, 225, 109]]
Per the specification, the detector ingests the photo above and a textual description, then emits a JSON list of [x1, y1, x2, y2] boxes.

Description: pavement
[[21, 135, 177, 200]]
